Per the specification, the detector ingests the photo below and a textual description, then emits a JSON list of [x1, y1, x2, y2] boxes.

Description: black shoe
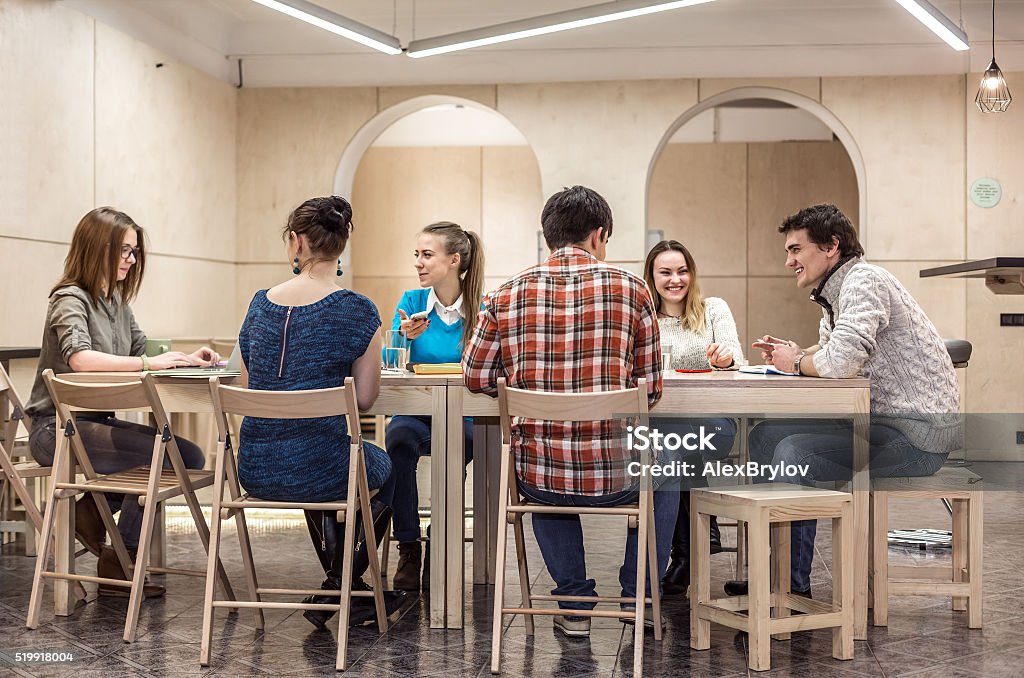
[[724, 580, 747, 597], [302, 575, 342, 630], [662, 548, 689, 596], [349, 580, 410, 626], [724, 580, 811, 599]]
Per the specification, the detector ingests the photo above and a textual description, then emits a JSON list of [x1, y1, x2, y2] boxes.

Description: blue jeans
[[383, 415, 473, 544], [749, 419, 948, 592], [517, 479, 680, 611]]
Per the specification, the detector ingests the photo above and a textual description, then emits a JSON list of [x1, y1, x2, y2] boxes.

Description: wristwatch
[[793, 351, 806, 376]]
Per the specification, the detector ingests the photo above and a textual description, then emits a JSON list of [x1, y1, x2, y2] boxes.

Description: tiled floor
[[2, 486, 1023, 677]]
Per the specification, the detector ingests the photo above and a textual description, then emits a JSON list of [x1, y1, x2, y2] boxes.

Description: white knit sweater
[[658, 297, 746, 370], [810, 258, 962, 454]]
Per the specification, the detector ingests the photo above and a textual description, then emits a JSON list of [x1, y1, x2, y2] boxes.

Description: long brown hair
[[51, 207, 146, 305], [643, 239, 706, 334], [422, 222, 485, 347]]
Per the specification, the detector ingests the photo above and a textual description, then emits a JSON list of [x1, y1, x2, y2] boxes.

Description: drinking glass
[[382, 329, 409, 372], [660, 342, 673, 372]]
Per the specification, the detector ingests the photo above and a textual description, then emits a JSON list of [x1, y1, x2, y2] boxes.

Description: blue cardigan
[[391, 289, 465, 364]]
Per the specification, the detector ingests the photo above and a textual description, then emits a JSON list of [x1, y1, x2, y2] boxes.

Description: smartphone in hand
[[409, 310, 430, 321]]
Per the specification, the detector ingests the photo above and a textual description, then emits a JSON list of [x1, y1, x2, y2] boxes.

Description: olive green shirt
[[25, 285, 146, 417]]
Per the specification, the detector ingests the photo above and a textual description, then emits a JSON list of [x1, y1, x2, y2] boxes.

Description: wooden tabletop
[[0, 347, 41, 361]]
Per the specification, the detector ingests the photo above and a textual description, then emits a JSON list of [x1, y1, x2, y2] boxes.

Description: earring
[[336, 260, 343, 277], [292, 257, 300, 275]]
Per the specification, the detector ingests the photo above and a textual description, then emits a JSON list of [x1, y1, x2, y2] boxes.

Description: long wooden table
[[456, 371, 873, 638], [51, 372, 455, 629], [52, 370, 871, 637]]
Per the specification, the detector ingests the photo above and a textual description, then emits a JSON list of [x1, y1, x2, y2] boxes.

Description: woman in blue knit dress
[[385, 222, 484, 591], [237, 195, 398, 628]]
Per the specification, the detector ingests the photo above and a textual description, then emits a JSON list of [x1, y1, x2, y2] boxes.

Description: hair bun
[[319, 197, 352, 233]]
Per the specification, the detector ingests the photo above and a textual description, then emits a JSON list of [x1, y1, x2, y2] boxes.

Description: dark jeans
[[30, 415, 205, 550], [382, 415, 473, 544], [749, 418, 948, 592], [518, 479, 680, 611], [652, 417, 736, 552]]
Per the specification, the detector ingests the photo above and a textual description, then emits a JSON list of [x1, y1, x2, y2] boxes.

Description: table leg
[[53, 435, 76, 616], [428, 386, 448, 629], [472, 420, 491, 585], [445, 386, 464, 629], [850, 390, 871, 640]]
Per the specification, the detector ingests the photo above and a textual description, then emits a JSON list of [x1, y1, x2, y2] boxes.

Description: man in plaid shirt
[[463, 185, 678, 637]]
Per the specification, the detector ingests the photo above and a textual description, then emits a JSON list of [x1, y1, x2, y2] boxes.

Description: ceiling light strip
[[892, 0, 970, 51], [406, 0, 717, 59], [250, 0, 402, 55]]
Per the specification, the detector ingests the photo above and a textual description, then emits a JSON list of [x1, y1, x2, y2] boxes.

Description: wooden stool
[[871, 467, 983, 628], [690, 484, 854, 672]]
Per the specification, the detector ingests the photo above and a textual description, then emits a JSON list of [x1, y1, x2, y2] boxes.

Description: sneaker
[[553, 614, 591, 638], [619, 605, 667, 631]]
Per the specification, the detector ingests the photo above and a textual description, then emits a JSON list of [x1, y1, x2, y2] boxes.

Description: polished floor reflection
[[2, 486, 1023, 677]]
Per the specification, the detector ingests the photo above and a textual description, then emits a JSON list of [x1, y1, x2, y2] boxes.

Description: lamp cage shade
[[975, 59, 1012, 113]]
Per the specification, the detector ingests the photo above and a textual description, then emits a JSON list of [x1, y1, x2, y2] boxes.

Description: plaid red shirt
[[463, 247, 662, 495]]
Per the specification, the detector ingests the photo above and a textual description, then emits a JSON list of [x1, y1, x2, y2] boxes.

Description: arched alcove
[[645, 87, 866, 350], [332, 95, 543, 317]]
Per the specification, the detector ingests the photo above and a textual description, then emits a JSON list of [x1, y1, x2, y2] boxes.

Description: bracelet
[[141, 355, 149, 372], [793, 351, 806, 376]]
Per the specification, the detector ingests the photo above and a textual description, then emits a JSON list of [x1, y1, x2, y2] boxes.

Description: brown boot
[[75, 493, 106, 557], [392, 541, 422, 591], [96, 546, 165, 598]]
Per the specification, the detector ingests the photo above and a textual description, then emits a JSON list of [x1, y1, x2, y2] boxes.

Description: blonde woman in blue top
[[385, 222, 484, 591]]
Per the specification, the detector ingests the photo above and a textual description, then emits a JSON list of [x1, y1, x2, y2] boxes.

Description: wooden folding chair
[[0, 363, 46, 556], [201, 376, 388, 672], [491, 377, 660, 676], [26, 369, 234, 642]]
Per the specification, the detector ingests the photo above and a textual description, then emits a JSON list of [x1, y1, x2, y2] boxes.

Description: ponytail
[[460, 230, 485, 346]]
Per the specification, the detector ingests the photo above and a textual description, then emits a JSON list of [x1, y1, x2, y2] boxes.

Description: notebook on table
[[738, 364, 797, 376], [411, 363, 462, 375]]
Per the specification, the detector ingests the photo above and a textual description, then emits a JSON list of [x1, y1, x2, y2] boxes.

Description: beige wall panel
[[747, 141, 859, 276], [8, 359, 37, 406], [93, 24, 237, 261], [133, 257, 237, 339], [964, 281, 1024, 414], [965, 72, 1023, 260], [378, 85, 497, 111], [350, 276, 421, 326], [237, 87, 378, 262], [878, 261, 966, 340], [0, 0, 94, 241], [481, 146, 543, 278], [235, 263, 291, 328], [698, 277, 749, 355], [648, 143, 748, 277], [822, 75, 965, 260], [699, 78, 821, 102], [746, 277, 822, 350], [0, 240, 68, 347], [350, 146, 482, 278], [497, 80, 699, 263]]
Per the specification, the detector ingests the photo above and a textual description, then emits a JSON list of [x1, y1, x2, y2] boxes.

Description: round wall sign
[[970, 177, 1002, 208]]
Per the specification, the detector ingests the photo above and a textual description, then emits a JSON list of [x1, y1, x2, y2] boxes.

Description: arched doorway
[[645, 87, 865, 350], [332, 96, 542, 318]]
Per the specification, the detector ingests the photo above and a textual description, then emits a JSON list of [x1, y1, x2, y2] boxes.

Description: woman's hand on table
[[189, 346, 221, 366], [397, 309, 430, 340], [148, 351, 205, 370], [706, 343, 734, 369]]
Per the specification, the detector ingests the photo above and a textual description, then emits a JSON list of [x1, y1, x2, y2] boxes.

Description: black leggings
[[30, 416, 205, 549]]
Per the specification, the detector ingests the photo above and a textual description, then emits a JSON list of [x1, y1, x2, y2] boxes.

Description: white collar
[[426, 287, 465, 320]]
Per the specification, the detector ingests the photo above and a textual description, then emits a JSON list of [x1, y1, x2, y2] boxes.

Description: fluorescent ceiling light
[[406, 0, 717, 59], [250, 0, 401, 55], [893, 0, 970, 51]]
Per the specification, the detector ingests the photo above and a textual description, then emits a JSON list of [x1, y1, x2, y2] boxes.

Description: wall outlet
[[1001, 313, 1024, 327], [1017, 431, 1024, 445]]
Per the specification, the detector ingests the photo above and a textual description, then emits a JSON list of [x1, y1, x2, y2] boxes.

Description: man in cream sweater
[[726, 203, 961, 598]]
